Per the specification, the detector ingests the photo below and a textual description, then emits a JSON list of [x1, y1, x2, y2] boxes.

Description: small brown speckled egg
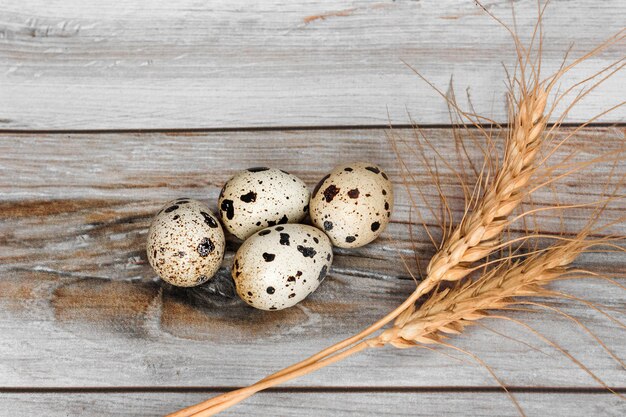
[[146, 198, 225, 287], [232, 224, 333, 311], [218, 167, 310, 240], [310, 162, 393, 248]]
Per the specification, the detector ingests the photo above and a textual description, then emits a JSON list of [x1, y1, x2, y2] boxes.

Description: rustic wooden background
[[1, 1, 624, 416]]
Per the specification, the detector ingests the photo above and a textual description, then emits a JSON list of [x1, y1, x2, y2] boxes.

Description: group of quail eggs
[[146, 162, 393, 311]]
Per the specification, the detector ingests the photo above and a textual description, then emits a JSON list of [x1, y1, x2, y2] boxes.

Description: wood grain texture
[[1, 127, 624, 391], [1, 392, 625, 417], [1, 0, 624, 129]]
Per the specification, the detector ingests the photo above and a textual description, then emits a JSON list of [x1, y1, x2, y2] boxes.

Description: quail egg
[[147, 198, 225, 287], [218, 167, 310, 240], [232, 224, 333, 310], [310, 162, 393, 248]]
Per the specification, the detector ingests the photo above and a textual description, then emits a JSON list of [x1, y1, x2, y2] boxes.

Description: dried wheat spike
[[424, 87, 548, 286], [380, 238, 595, 348]]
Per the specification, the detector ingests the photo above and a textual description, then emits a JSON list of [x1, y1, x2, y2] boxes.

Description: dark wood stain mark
[[0, 199, 125, 219], [51, 279, 160, 338], [47, 273, 319, 342]]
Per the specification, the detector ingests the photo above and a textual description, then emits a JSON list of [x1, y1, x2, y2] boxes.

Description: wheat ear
[[424, 86, 547, 285], [380, 238, 599, 348]]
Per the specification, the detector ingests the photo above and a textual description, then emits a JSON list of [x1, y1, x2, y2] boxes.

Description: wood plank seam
[[1, 387, 625, 394], [0, 122, 624, 135]]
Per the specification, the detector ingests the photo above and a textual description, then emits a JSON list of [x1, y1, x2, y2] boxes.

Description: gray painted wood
[[0, 0, 624, 129], [1, 392, 625, 416], [1, 267, 625, 388], [0, 127, 624, 391]]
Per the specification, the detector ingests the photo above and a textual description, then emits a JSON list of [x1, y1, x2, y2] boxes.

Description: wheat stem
[[174, 342, 370, 417]]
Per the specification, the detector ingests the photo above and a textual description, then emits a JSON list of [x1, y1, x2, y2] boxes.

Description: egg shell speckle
[[147, 198, 225, 287], [310, 162, 393, 248], [218, 168, 310, 240], [232, 224, 333, 311]]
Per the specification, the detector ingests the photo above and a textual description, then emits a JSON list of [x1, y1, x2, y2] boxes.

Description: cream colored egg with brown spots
[[310, 162, 393, 248], [147, 198, 225, 287], [218, 167, 310, 240], [233, 224, 333, 311]]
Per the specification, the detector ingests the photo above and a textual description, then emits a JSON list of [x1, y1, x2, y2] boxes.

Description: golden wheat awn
[[168, 8, 625, 417]]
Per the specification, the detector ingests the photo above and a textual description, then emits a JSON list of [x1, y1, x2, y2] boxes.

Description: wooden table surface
[[1, 1, 624, 416]]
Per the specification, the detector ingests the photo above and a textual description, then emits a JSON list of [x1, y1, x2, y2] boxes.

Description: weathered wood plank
[[0, 127, 623, 389], [1, 270, 624, 388], [1, 127, 623, 202], [1, 127, 623, 277], [0, 0, 624, 129], [1, 392, 625, 417]]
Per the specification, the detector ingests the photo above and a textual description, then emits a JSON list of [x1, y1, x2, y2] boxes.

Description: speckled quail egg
[[310, 162, 393, 248], [232, 224, 333, 311], [218, 167, 310, 240], [147, 198, 225, 287]]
